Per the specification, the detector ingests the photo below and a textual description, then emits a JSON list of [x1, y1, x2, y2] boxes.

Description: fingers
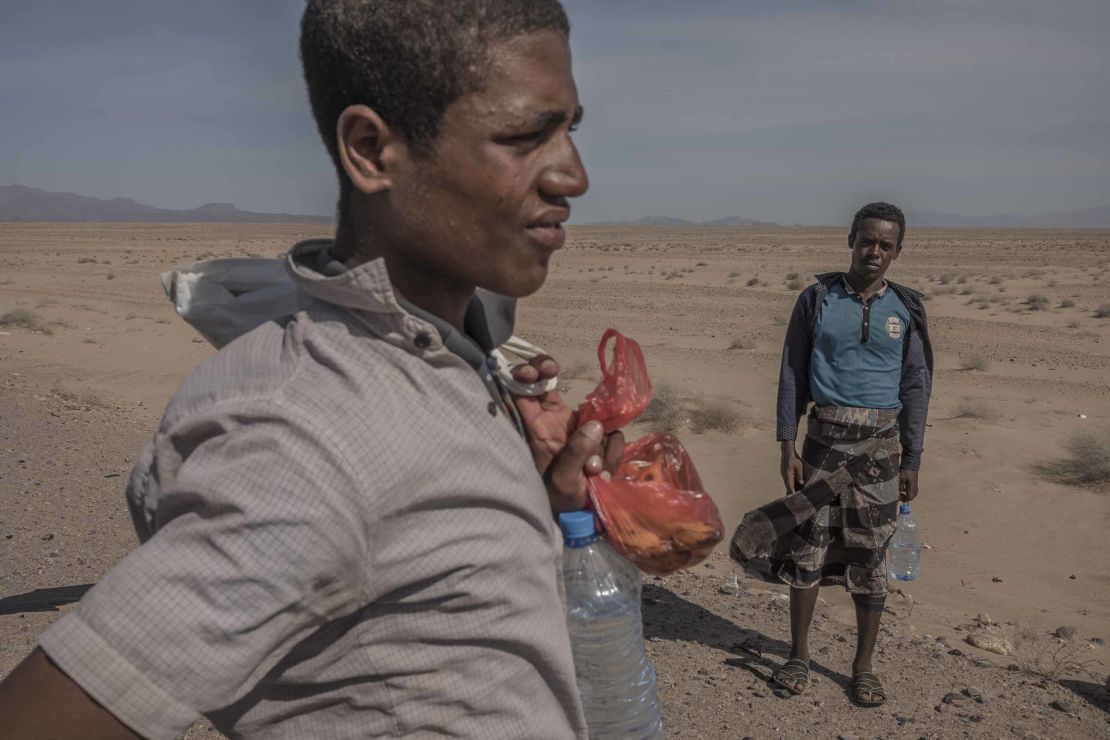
[[545, 420, 604, 512], [511, 354, 559, 384], [601, 431, 624, 475]]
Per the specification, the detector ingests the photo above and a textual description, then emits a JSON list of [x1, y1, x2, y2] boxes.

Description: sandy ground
[[1, 222, 1108, 738]]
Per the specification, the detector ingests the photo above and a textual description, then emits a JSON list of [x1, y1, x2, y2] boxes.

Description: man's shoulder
[[886, 280, 927, 316]]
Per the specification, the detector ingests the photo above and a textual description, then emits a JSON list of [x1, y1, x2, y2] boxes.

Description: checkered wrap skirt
[[731, 406, 901, 596]]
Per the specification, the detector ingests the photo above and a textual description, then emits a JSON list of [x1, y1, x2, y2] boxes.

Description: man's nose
[[540, 138, 589, 198]]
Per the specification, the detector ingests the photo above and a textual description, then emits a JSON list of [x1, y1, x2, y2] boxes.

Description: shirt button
[[487, 401, 498, 416], [414, 332, 431, 350]]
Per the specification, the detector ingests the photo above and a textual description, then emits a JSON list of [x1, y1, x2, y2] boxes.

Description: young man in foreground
[[745, 202, 933, 706], [0, 2, 613, 737]]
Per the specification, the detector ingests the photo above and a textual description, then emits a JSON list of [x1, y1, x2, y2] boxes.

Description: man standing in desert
[[736, 202, 933, 706], [0, 1, 617, 737]]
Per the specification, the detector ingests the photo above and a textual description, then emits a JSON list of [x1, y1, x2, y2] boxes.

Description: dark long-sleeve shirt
[[776, 272, 933, 470]]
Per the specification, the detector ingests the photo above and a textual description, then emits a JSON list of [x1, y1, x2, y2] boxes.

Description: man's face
[[849, 218, 901, 282], [385, 30, 587, 298]]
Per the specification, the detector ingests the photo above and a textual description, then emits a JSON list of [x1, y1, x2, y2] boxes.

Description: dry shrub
[[77, 256, 97, 264], [1025, 294, 1050, 311], [1059, 298, 1075, 308], [989, 275, 1003, 285], [939, 273, 955, 285], [727, 336, 755, 351], [959, 354, 989, 371], [663, 270, 683, 280], [727, 271, 740, 278], [557, 360, 594, 380], [746, 277, 760, 287], [51, 382, 106, 409], [690, 399, 743, 434], [1094, 303, 1110, 319], [1034, 428, 1110, 491], [952, 400, 998, 421], [785, 278, 803, 291], [637, 381, 685, 433], [0, 308, 53, 335], [1013, 628, 1103, 681], [785, 271, 799, 280]]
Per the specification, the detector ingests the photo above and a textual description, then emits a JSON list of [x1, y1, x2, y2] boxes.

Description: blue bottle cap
[[899, 502, 911, 515], [558, 510, 597, 540]]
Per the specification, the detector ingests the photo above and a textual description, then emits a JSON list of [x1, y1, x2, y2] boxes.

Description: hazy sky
[[2, 0, 1107, 224]]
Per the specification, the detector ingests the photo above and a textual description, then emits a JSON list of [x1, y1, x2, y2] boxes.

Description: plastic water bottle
[[559, 511, 664, 739], [888, 502, 921, 581]]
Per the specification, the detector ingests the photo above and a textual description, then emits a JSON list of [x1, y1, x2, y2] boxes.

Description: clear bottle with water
[[888, 502, 921, 581], [559, 511, 664, 739]]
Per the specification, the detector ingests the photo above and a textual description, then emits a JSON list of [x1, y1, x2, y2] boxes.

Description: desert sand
[[1, 222, 1108, 738]]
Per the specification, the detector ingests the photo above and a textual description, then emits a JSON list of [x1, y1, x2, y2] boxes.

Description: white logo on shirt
[[886, 316, 902, 339]]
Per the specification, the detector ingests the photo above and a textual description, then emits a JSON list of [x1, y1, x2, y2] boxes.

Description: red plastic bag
[[576, 329, 652, 433], [577, 330, 724, 576]]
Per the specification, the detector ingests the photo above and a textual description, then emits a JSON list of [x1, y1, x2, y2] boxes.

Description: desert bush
[[957, 275, 968, 284], [727, 336, 755, 351], [558, 360, 594, 380], [637, 381, 685, 433], [690, 399, 743, 434], [1025, 294, 1050, 311], [952, 400, 998, 421], [696, 262, 708, 267], [663, 270, 683, 280], [988, 275, 1003, 285], [77, 256, 97, 264], [746, 277, 760, 287], [785, 278, 803, 291], [1067, 320, 1081, 329], [1094, 303, 1110, 319], [939, 273, 955, 285], [1059, 298, 1075, 308], [727, 271, 740, 278], [0, 308, 52, 335], [934, 286, 958, 296], [960, 354, 989, 371], [1034, 428, 1110, 491], [785, 271, 799, 280], [1013, 627, 1104, 681], [51, 382, 105, 408], [106, 272, 116, 280]]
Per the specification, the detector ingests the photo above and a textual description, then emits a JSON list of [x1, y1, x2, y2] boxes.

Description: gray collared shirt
[[39, 240, 586, 739]]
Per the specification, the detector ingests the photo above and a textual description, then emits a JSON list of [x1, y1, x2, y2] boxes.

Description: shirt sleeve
[[38, 401, 370, 739], [776, 291, 812, 441], [898, 322, 931, 470]]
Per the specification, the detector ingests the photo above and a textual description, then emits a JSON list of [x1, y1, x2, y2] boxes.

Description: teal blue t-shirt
[[809, 280, 910, 409]]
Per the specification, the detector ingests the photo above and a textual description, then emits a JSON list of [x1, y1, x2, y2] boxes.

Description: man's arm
[[0, 649, 139, 740], [898, 318, 932, 500], [777, 293, 812, 493]]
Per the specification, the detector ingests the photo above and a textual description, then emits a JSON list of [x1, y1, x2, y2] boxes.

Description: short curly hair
[[300, 0, 570, 173], [849, 202, 906, 248]]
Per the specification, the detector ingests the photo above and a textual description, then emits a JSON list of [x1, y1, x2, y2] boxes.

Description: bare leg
[[851, 593, 886, 702], [785, 585, 820, 691]]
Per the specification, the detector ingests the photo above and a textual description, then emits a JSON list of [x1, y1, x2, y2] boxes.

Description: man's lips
[[525, 221, 566, 250]]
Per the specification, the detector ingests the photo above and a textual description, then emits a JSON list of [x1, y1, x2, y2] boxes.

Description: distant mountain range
[[906, 205, 1110, 229], [0, 185, 331, 223], [587, 215, 779, 227], [4, 185, 1108, 229], [588, 205, 1110, 229]]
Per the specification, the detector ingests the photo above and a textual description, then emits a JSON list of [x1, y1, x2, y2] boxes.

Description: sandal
[[850, 671, 887, 707], [772, 658, 810, 695]]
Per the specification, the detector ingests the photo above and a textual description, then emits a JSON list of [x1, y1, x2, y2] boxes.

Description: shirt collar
[[841, 274, 888, 299], [285, 239, 515, 371]]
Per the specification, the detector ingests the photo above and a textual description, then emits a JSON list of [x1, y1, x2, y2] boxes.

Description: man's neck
[[844, 270, 886, 301], [333, 219, 473, 330]]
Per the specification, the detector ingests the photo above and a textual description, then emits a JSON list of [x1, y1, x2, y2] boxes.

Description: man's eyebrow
[[505, 105, 584, 131]]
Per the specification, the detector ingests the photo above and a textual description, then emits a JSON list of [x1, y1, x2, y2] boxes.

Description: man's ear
[[336, 105, 405, 195]]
